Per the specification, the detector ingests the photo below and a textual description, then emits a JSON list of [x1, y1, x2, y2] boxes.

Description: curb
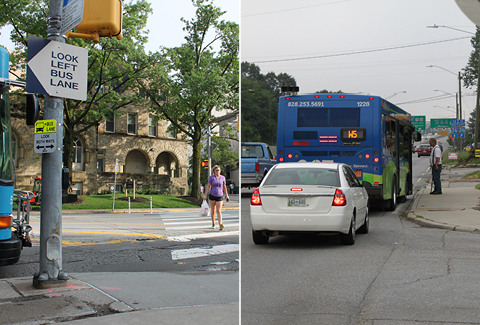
[[404, 211, 480, 234]]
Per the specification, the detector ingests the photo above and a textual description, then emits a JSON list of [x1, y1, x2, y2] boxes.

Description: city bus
[[0, 47, 33, 266], [276, 92, 420, 211]]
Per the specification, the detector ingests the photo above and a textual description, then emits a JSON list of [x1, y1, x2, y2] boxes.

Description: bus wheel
[[387, 181, 397, 211]]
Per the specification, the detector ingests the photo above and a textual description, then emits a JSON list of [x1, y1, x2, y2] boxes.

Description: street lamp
[[427, 24, 477, 151], [385, 91, 406, 100], [427, 65, 463, 119]]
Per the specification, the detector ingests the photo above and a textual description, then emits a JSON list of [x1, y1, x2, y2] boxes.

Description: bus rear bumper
[[0, 235, 22, 266]]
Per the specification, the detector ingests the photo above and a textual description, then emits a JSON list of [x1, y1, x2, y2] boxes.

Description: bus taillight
[[374, 157, 379, 163], [340, 95, 345, 98], [365, 154, 370, 159], [293, 141, 309, 146], [279, 157, 284, 162], [287, 154, 293, 159]]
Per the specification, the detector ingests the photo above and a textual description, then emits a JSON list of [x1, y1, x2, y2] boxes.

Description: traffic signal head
[[202, 160, 209, 169], [26, 94, 40, 126], [66, 0, 123, 43]]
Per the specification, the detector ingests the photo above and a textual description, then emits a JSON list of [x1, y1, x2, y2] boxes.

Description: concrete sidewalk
[[0, 272, 239, 324], [0, 195, 240, 324], [406, 165, 480, 233]]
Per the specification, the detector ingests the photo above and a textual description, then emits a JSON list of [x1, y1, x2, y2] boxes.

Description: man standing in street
[[429, 138, 442, 194]]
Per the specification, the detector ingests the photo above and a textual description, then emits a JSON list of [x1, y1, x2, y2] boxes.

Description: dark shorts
[[208, 194, 224, 202]]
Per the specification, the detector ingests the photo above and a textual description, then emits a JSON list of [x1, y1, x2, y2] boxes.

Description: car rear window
[[263, 168, 340, 187], [242, 145, 264, 158]]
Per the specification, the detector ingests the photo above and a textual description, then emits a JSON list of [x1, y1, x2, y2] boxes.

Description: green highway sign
[[412, 115, 426, 130], [430, 118, 455, 129]]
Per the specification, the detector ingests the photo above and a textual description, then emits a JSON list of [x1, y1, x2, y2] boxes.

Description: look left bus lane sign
[[34, 119, 57, 154], [26, 35, 88, 101]]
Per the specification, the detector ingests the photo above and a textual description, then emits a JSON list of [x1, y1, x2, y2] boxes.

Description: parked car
[[417, 144, 432, 157], [250, 162, 369, 245]]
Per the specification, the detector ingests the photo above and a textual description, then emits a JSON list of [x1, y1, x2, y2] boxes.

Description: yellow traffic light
[[66, 0, 123, 43]]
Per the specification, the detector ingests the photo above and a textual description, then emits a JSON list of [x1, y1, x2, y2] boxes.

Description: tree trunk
[[190, 129, 203, 199]]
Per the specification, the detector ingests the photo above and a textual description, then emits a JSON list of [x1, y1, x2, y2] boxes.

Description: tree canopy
[[144, 0, 239, 198], [241, 61, 296, 145], [0, 0, 153, 173]]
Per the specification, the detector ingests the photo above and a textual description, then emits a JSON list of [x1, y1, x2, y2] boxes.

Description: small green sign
[[430, 118, 455, 129], [412, 115, 426, 130]]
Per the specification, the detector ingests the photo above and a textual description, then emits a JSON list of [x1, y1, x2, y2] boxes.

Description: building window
[[105, 112, 115, 133], [168, 121, 177, 138], [97, 149, 105, 172], [149, 115, 157, 137], [72, 137, 83, 171], [127, 113, 137, 135]]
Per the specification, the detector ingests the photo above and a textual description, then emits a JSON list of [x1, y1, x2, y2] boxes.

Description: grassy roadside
[[14, 194, 200, 211], [442, 150, 480, 166]]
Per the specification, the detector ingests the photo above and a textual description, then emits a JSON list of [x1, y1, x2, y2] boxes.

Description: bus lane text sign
[[27, 36, 88, 101]]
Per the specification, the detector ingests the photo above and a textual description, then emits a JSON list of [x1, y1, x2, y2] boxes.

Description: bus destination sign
[[341, 128, 366, 141]]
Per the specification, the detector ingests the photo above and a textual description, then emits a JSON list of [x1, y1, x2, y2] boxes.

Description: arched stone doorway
[[155, 152, 179, 177], [125, 149, 149, 174]]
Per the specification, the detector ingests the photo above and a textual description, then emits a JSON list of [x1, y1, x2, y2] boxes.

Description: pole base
[[33, 271, 69, 289]]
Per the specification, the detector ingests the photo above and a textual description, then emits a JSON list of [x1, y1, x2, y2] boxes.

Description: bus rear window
[[297, 107, 361, 128]]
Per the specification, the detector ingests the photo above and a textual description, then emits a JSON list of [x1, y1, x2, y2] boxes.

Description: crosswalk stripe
[[171, 244, 239, 260], [167, 231, 239, 242]]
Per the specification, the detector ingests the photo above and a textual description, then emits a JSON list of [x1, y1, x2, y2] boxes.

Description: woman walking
[[204, 165, 230, 230]]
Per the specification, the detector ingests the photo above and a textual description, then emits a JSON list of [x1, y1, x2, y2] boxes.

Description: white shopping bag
[[200, 200, 210, 217]]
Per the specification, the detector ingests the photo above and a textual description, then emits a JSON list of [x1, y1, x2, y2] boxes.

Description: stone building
[[11, 103, 189, 196]]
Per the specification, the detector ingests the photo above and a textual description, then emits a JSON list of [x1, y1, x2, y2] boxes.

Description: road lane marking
[[171, 244, 239, 260], [167, 231, 239, 242], [32, 229, 165, 238]]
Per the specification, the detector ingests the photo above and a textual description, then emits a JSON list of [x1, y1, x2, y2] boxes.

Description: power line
[[251, 37, 470, 64], [242, 0, 355, 18]]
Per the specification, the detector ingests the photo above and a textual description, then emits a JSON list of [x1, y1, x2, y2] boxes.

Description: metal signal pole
[[33, 0, 69, 288]]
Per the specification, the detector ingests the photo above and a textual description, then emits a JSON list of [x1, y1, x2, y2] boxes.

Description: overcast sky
[[241, 0, 477, 122], [0, 0, 239, 57]]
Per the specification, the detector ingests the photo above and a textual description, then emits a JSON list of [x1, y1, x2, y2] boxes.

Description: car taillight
[[255, 162, 260, 172], [0, 216, 12, 228], [251, 188, 262, 205], [332, 189, 346, 206]]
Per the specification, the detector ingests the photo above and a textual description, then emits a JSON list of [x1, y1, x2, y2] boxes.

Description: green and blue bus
[[276, 92, 420, 211]]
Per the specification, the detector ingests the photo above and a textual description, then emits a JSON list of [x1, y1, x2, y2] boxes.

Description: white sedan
[[250, 162, 369, 245]]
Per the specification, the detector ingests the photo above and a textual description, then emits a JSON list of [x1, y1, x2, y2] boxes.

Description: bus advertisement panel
[[276, 93, 417, 211]]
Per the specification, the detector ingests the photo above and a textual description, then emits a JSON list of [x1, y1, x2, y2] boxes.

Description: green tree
[[0, 0, 152, 173], [145, 0, 239, 199], [241, 61, 296, 145]]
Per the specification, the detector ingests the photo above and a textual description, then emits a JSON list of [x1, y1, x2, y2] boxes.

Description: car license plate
[[288, 197, 306, 207]]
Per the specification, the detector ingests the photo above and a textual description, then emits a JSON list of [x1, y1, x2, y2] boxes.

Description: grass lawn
[[15, 194, 200, 211]]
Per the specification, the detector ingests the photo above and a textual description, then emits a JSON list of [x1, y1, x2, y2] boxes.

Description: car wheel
[[387, 180, 397, 211], [340, 217, 355, 245], [357, 208, 369, 234], [252, 230, 269, 245]]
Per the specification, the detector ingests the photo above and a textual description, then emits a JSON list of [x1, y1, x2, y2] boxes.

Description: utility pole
[[475, 50, 480, 154], [33, 0, 69, 288]]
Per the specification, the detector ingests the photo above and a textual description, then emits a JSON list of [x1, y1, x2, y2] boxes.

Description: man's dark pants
[[432, 165, 442, 193]]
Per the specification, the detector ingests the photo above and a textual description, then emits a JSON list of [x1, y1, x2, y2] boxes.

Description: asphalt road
[[0, 209, 239, 278], [241, 150, 480, 324]]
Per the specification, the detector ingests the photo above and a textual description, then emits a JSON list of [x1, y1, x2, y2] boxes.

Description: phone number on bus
[[287, 101, 371, 107]]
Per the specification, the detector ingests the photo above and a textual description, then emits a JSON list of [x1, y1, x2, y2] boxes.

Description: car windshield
[[263, 167, 340, 186]]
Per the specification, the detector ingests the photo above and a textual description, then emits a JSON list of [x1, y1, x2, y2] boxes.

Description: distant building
[[11, 101, 189, 196]]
